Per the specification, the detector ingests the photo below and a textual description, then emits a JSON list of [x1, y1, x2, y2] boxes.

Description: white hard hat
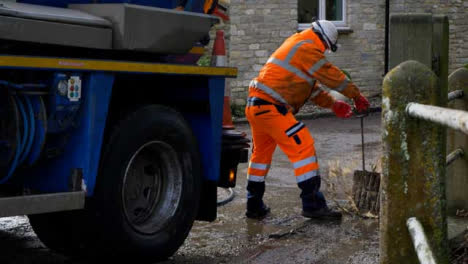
[[312, 20, 338, 52]]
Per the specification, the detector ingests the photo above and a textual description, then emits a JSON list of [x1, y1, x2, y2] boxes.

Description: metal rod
[[361, 116, 365, 171], [448, 90, 464, 102], [406, 103, 468, 135], [407, 217, 438, 264], [446, 148, 465, 166]]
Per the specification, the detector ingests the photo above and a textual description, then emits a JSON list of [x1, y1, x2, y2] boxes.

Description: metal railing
[[381, 60, 468, 264], [406, 103, 468, 135], [404, 67, 468, 264], [407, 217, 438, 264]]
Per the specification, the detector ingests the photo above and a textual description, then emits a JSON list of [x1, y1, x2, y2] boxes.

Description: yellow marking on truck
[[0, 56, 237, 77]]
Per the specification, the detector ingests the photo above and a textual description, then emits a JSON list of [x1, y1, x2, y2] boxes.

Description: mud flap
[[196, 179, 217, 221]]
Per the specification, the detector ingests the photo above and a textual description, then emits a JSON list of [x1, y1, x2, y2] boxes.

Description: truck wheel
[[89, 105, 201, 262], [30, 105, 201, 262]]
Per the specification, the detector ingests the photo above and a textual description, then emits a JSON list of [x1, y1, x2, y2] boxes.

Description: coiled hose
[[1, 95, 37, 184], [217, 187, 235, 206]]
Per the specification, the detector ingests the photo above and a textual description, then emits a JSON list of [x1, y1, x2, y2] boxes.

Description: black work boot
[[298, 177, 342, 220], [246, 202, 271, 219], [302, 207, 342, 219], [246, 181, 270, 219]]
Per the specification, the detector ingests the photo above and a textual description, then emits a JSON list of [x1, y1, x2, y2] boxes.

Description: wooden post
[[389, 14, 449, 105], [389, 14, 433, 70], [381, 60, 449, 264], [432, 15, 449, 107], [447, 68, 468, 214]]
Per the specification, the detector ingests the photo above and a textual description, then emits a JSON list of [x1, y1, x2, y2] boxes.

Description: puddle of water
[[233, 216, 379, 264]]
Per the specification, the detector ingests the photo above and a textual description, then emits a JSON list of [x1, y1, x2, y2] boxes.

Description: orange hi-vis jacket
[[248, 28, 360, 112]]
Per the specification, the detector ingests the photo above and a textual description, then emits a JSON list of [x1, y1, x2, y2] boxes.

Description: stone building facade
[[227, 0, 468, 108]]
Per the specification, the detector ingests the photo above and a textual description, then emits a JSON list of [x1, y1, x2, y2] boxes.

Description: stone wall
[[228, 0, 386, 107], [227, 0, 468, 107], [229, 0, 298, 106], [327, 0, 385, 97]]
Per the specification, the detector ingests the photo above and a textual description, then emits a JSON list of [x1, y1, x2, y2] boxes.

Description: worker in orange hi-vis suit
[[245, 20, 370, 219]]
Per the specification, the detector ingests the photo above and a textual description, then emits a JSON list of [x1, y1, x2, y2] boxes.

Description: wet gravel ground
[[163, 112, 382, 264], [0, 112, 381, 264], [0, 112, 466, 264]]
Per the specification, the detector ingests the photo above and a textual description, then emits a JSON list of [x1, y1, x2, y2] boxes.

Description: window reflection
[[326, 0, 343, 21], [298, 0, 319, 23]]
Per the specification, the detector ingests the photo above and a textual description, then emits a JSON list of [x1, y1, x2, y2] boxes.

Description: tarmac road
[[0, 112, 382, 264]]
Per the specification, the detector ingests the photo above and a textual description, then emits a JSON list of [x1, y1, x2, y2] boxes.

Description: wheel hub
[[122, 140, 183, 235]]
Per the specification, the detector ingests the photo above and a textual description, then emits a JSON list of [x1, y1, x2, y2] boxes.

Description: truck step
[[0, 191, 85, 217]]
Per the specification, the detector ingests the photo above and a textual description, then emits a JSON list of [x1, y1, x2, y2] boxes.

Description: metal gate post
[[381, 60, 449, 264], [447, 68, 468, 213]]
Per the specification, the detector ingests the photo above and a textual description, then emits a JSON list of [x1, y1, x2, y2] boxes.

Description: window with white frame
[[298, 0, 347, 31]]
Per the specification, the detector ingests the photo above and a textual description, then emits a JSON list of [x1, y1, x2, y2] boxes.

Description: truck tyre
[[31, 105, 201, 262], [89, 105, 201, 262]]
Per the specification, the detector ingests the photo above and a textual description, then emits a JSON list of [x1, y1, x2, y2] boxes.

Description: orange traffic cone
[[211, 30, 234, 129]]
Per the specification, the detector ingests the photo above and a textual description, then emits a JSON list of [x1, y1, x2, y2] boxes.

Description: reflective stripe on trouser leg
[[282, 122, 320, 184], [246, 104, 320, 183], [245, 104, 277, 210], [294, 156, 320, 183], [245, 104, 277, 184], [247, 161, 271, 182], [245, 104, 326, 210]]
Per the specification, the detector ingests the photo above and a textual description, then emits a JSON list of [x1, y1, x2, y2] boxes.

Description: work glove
[[332, 100, 352, 118], [353, 94, 370, 113]]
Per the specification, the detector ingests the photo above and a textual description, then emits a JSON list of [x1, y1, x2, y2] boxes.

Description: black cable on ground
[[217, 187, 235, 206]]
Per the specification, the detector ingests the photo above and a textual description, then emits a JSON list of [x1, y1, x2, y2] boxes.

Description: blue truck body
[[0, 1, 244, 260], [0, 54, 236, 201], [3, 61, 228, 195]]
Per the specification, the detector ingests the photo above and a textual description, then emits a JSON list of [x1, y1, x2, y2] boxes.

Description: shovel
[[351, 112, 381, 214]]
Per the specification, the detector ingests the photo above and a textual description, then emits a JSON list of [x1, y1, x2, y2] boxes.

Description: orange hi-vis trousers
[[245, 98, 320, 184]]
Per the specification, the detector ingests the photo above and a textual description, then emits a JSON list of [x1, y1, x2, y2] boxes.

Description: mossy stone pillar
[[447, 68, 468, 213], [381, 60, 448, 264]]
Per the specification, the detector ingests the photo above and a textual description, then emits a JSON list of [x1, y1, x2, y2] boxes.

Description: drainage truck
[[0, 0, 247, 262]]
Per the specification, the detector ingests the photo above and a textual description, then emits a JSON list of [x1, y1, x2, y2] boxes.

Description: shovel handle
[[353, 108, 368, 171], [360, 115, 365, 171], [352, 105, 370, 118]]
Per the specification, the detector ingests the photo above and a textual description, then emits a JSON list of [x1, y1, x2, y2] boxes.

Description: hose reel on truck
[[0, 83, 48, 184]]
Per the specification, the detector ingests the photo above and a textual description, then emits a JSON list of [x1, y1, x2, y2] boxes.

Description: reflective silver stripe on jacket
[[267, 57, 315, 86], [266, 40, 316, 86], [248, 175, 265, 182], [336, 78, 349, 92], [293, 156, 317, 169], [307, 58, 328, 76], [249, 80, 294, 112], [252, 39, 325, 110], [249, 162, 270, 170], [296, 169, 320, 183], [285, 40, 313, 63]]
